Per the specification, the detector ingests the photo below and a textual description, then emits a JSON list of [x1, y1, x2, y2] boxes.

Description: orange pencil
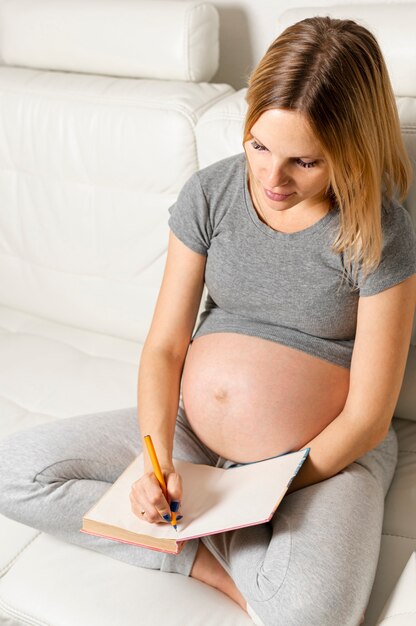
[[144, 435, 177, 531]]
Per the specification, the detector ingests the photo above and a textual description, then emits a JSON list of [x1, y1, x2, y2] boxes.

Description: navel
[[213, 387, 228, 402]]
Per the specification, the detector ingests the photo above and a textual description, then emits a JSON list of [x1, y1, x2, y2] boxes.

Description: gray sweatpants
[[0, 402, 397, 626]]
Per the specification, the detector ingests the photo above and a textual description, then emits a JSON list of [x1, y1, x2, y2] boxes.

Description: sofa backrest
[[0, 0, 219, 82], [0, 0, 234, 342]]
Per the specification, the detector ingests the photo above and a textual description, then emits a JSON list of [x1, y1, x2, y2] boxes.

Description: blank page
[[84, 449, 309, 541]]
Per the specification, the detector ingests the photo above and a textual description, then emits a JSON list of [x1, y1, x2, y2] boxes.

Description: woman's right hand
[[129, 464, 183, 525]]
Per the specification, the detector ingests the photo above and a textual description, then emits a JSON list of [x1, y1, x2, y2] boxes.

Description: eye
[[250, 140, 268, 152], [296, 158, 317, 169]]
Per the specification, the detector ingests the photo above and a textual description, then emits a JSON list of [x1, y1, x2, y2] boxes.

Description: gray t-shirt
[[168, 153, 416, 369]]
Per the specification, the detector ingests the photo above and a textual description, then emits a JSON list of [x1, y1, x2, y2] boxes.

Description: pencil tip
[[173, 525, 178, 531]]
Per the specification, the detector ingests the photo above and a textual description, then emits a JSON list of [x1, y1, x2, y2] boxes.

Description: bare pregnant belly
[[181, 333, 350, 463]]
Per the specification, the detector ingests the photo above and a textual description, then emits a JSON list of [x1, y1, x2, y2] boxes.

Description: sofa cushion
[[0, 0, 220, 82], [196, 89, 246, 168], [376, 551, 416, 625], [0, 305, 140, 436], [0, 533, 253, 626], [0, 516, 38, 583], [0, 67, 233, 341]]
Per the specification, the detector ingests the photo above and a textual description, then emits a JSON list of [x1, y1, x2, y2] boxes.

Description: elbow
[[378, 421, 393, 445], [343, 408, 393, 454], [141, 331, 191, 368], [366, 414, 393, 451], [138, 342, 188, 381]]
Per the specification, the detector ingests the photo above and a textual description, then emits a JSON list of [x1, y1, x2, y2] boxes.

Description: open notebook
[[81, 448, 309, 554]]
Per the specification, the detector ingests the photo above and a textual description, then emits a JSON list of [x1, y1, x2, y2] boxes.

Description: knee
[[243, 505, 370, 626]]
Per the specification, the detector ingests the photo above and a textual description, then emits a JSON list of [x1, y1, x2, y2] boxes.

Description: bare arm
[[288, 274, 416, 493], [130, 231, 206, 522]]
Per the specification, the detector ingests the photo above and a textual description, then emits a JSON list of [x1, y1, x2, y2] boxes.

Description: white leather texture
[[0, 0, 220, 81], [0, 534, 253, 626], [277, 4, 416, 97], [196, 89, 247, 168], [0, 515, 39, 581], [0, 305, 140, 434], [0, 66, 233, 342], [376, 552, 416, 624]]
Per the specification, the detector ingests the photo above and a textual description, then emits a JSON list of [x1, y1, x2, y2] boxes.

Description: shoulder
[[175, 152, 245, 204], [195, 152, 246, 196], [173, 151, 246, 211], [358, 198, 416, 296], [379, 198, 416, 259], [381, 199, 412, 226], [380, 198, 415, 236], [167, 153, 246, 254]]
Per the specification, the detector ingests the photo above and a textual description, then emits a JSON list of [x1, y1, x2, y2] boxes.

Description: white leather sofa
[[0, 2, 414, 625]]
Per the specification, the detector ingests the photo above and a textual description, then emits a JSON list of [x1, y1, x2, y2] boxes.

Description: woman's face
[[244, 109, 331, 221]]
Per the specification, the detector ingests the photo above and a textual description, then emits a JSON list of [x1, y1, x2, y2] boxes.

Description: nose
[[265, 159, 290, 188]]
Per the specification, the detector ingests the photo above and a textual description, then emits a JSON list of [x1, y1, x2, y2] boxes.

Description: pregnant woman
[[0, 16, 415, 626]]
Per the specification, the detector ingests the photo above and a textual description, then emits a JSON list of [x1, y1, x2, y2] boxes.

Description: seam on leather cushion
[[0, 531, 41, 579], [0, 327, 137, 365], [0, 599, 51, 626], [0, 531, 51, 626], [379, 611, 416, 621], [0, 81, 234, 125], [382, 533, 416, 540]]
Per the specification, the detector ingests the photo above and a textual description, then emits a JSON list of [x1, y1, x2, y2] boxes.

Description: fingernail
[[176, 515, 183, 521], [163, 513, 172, 523], [170, 501, 180, 512]]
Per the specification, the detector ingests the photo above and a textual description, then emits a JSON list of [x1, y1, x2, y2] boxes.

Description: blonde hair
[[244, 16, 412, 283]]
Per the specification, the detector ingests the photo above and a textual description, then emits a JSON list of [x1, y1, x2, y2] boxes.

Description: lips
[[264, 188, 294, 202]]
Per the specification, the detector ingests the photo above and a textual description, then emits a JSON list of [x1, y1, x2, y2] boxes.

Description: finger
[[129, 479, 149, 516], [144, 504, 171, 524], [129, 477, 168, 523], [166, 472, 182, 503], [144, 474, 173, 523], [130, 493, 169, 524], [166, 472, 183, 519], [129, 491, 148, 520]]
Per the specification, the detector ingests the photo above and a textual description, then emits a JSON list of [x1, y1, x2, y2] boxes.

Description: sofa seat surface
[[0, 535, 253, 626], [0, 304, 140, 438], [376, 551, 416, 625]]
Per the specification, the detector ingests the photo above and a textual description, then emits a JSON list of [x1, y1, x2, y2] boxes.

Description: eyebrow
[[250, 135, 321, 160]]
